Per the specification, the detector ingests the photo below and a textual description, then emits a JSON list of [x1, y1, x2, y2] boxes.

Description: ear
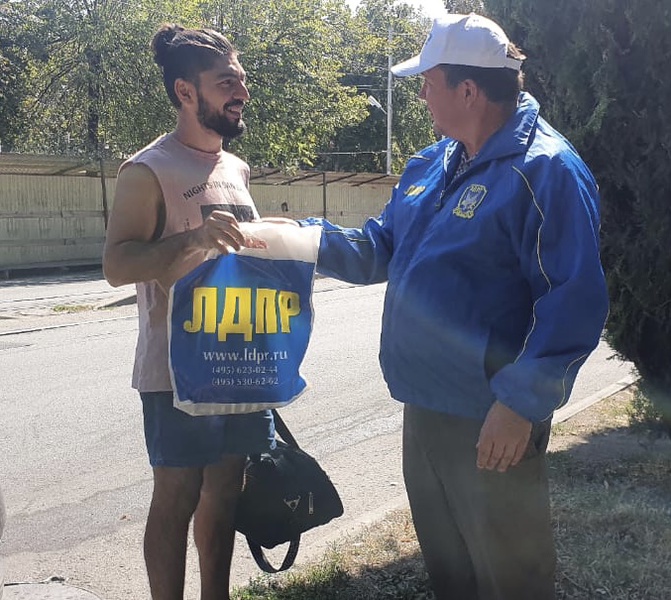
[[461, 79, 480, 107], [174, 78, 197, 106]]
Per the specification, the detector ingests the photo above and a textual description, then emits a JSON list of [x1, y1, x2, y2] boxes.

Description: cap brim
[[390, 54, 423, 77]]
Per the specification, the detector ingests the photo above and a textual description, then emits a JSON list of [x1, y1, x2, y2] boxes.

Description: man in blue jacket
[[301, 12, 608, 600]]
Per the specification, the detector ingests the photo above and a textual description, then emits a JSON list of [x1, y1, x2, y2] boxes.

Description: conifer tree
[[485, 0, 671, 433]]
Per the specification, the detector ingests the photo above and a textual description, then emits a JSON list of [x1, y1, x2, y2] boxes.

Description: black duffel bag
[[235, 409, 344, 573]]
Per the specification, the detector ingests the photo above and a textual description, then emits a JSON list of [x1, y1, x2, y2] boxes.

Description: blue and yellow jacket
[[301, 93, 609, 423]]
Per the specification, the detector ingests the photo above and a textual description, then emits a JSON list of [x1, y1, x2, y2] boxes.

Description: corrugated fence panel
[[251, 184, 325, 221], [1, 174, 391, 270], [0, 174, 114, 269], [251, 183, 391, 228], [324, 185, 392, 228]]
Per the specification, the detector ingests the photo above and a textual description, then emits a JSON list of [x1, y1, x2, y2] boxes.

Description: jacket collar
[[443, 92, 539, 171]]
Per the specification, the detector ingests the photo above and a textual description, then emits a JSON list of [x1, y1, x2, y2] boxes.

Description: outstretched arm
[[300, 188, 398, 285]]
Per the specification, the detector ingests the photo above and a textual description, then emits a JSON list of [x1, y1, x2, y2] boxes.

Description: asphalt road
[[0, 270, 635, 599]]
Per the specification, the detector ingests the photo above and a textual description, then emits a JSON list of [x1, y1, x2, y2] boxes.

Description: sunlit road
[[0, 275, 633, 598]]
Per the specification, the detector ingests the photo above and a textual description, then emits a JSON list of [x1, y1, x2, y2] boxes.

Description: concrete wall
[[0, 174, 393, 271]]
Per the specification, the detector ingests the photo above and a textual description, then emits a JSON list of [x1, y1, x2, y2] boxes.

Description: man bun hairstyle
[[151, 24, 237, 108]]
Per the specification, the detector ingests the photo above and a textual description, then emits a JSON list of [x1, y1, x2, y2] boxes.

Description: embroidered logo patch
[[404, 185, 426, 197], [453, 184, 487, 219]]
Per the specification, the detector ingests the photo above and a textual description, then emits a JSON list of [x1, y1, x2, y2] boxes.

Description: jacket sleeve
[[299, 187, 397, 285], [490, 156, 610, 423]]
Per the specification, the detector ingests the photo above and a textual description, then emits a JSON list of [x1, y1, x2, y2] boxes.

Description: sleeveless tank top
[[122, 132, 259, 392]]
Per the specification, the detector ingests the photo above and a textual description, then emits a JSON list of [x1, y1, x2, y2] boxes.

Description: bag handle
[[246, 537, 301, 573], [272, 408, 300, 449], [246, 410, 300, 462], [244, 409, 301, 573]]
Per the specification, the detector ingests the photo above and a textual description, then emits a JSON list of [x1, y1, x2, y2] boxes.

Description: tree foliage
[[200, 0, 369, 169], [0, 0, 46, 150], [2, 0, 383, 169], [319, 0, 489, 174], [0, 0, 480, 172], [1, 0, 179, 156], [318, 0, 435, 173], [485, 0, 671, 430]]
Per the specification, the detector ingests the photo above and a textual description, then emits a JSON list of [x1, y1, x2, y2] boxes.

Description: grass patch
[[233, 511, 433, 600], [233, 391, 671, 600], [550, 453, 671, 599]]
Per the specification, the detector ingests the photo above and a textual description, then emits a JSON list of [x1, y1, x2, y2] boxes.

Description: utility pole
[[386, 23, 393, 175]]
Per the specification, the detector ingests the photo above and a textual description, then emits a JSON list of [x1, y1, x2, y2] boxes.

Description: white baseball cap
[[391, 13, 524, 77]]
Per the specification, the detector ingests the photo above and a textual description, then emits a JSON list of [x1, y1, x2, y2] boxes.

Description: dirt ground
[[549, 386, 671, 461]]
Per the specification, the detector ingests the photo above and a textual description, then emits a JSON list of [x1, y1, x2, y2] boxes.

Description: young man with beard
[[103, 24, 275, 600]]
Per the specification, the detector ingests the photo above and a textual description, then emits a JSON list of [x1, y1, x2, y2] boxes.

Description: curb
[[303, 492, 409, 552], [552, 374, 637, 425], [2, 582, 102, 599], [0, 315, 135, 337], [95, 294, 137, 309]]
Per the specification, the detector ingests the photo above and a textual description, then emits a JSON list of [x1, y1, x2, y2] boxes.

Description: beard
[[196, 90, 247, 140]]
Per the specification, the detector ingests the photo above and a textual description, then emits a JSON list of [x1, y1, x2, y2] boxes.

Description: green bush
[[485, 0, 671, 434], [628, 385, 669, 438]]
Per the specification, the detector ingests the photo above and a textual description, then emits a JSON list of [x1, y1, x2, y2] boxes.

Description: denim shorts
[[140, 391, 276, 468]]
